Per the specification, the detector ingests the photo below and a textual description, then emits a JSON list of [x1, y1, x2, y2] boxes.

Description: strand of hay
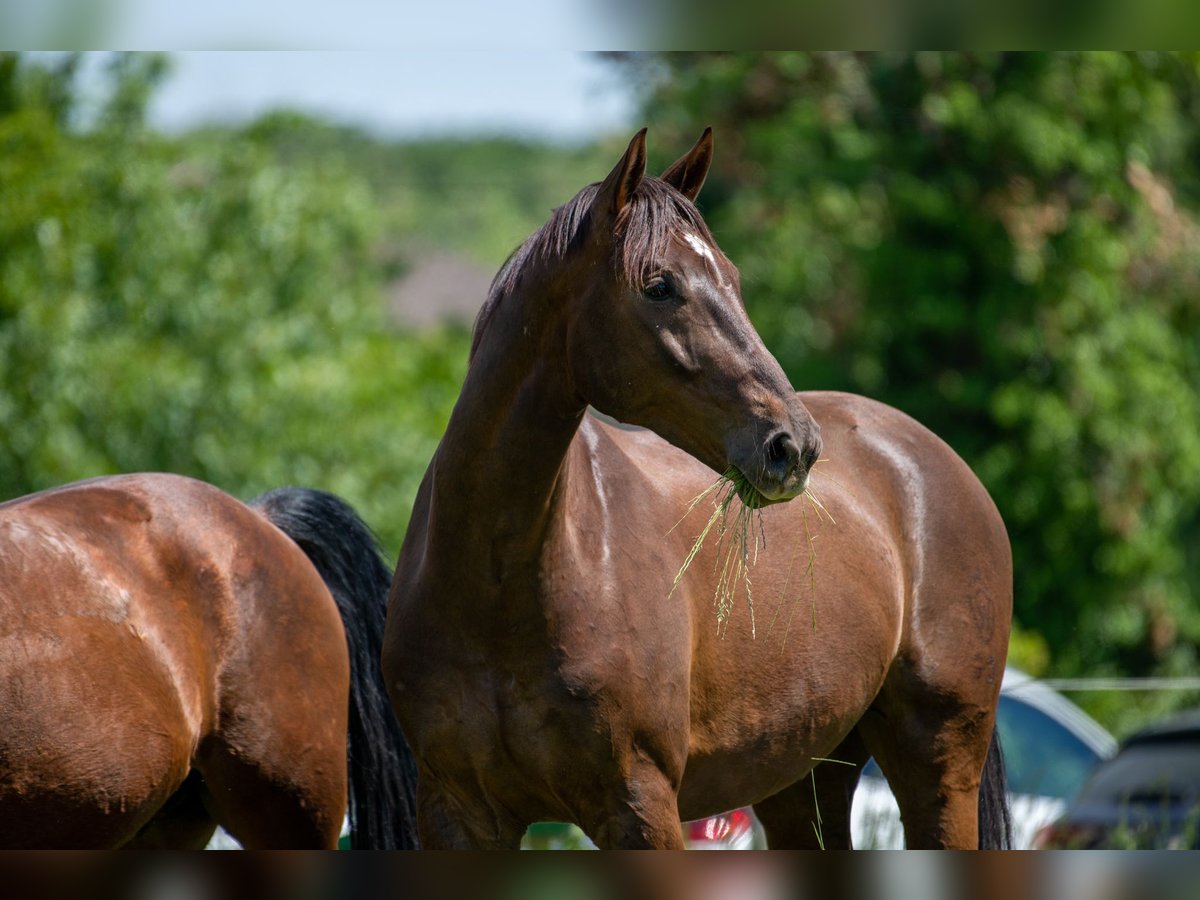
[[671, 462, 835, 640], [668, 467, 769, 636]]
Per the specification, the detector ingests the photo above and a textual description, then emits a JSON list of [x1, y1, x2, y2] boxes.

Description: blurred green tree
[[0, 53, 470, 555], [620, 52, 1200, 731], [230, 111, 624, 271]]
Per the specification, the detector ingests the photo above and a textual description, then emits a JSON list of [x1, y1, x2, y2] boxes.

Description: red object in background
[[685, 808, 755, 846]]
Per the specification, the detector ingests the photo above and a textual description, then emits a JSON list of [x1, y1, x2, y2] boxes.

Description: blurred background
[[2, 50, 1200, 748]]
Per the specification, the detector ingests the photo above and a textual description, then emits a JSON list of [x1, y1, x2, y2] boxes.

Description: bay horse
[[0, 473, 418, 849], [382, 129, 1013, 849]]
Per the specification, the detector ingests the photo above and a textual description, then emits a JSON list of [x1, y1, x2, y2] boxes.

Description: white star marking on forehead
[[680, 230, 730, 291], [682, 231, 715, 263]]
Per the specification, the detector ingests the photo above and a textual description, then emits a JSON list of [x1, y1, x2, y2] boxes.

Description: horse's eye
[[643, 277, 674, 302]]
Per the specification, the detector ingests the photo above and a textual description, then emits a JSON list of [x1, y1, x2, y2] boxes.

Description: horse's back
[[0, 473, 348, 847]]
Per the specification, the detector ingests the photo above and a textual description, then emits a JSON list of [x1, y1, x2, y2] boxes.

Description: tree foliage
[[227, 111, 621, 271], [624, 52, 1200, 730], [0, 53, 469, 555]]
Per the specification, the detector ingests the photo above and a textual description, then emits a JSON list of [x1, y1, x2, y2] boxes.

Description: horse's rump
[[0, 474, 351, 848]]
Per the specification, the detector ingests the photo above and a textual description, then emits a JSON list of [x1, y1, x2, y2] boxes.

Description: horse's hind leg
[[857, 677, 998, 850], [195, 538, 352, 849], [752, 729, 870, 850], [195, 735, 346, 849], [122, 770, 217, 849]]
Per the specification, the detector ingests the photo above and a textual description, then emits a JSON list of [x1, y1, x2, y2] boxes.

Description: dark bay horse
[[0, 473, 418, 848], [382, 129, 1013, 849]]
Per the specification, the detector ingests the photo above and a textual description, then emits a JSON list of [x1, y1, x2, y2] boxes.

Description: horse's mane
[[469, 176, 716, 362]]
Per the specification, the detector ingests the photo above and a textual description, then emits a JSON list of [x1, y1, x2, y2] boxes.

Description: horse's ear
[[594, 128, 648, 220], [660, 127, 713, 202]]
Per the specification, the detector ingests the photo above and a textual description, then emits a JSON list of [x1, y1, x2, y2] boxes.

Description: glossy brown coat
[[0, 473, 416, 848], [382, 130, 1012, 849]]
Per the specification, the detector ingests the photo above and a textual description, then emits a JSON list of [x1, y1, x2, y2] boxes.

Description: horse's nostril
[[767, 432, 800, 469], [802, 442, 820, 472]]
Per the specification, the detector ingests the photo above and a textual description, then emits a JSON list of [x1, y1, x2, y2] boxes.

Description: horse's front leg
[[586, 766, 686, 849]]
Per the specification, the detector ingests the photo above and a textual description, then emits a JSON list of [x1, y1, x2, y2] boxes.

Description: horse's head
[[566, 128, 821, 504]]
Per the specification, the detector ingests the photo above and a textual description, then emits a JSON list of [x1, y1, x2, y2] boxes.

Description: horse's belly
[[678, 684, 877, 821], [678, 602, 896, 819], [675, 487, 903, 819]]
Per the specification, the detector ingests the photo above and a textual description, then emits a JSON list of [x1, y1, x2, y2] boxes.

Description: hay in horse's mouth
[[668, 467, 767, 637], [669, 465, 834, 640]]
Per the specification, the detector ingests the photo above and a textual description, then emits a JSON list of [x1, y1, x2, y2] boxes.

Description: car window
[[860, 695, 1101, 800], [994, 695, 1101, 799], [1075, 743, 1200, 808]]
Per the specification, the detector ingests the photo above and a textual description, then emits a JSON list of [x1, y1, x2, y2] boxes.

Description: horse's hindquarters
[[0, 625, 196, 848], [0, 474, 354, 849]]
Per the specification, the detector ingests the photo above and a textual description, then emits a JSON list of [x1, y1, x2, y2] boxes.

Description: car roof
[[1123, 707, 1200, 747], [1001, 667, 1118, 759]]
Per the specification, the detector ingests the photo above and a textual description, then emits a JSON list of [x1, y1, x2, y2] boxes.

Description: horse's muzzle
[[752, 423, 821, 503]]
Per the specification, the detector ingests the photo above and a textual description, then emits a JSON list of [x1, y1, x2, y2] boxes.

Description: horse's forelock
[[615, 178, 715, 286]]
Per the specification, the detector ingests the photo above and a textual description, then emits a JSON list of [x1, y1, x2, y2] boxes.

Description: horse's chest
[[405, 656, 612, 810], [390, 552, 691, 812]]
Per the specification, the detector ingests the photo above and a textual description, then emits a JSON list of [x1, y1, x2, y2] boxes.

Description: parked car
[[1033, 708, 1200, 849], [682, 806, 763, 850], [522, 807, 765, 850], [852, 667, 1116, 849]]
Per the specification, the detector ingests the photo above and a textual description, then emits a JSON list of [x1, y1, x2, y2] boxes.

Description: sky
[[4, 0, 639, 49], [146, 52, 639, 142], [114, 0, 629, 50], [11, 1, 646, 142]]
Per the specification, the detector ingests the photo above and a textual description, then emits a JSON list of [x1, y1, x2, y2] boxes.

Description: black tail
[[251, 487, 420, 850], [978, 727, 1013, 849]]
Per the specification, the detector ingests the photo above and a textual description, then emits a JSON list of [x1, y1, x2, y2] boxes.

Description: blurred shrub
[[229, 111, 622, 271], [0, 53, 469, 554]]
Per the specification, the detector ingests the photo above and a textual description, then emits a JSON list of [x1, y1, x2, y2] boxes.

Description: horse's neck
[[427, 292, 585, 579]]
